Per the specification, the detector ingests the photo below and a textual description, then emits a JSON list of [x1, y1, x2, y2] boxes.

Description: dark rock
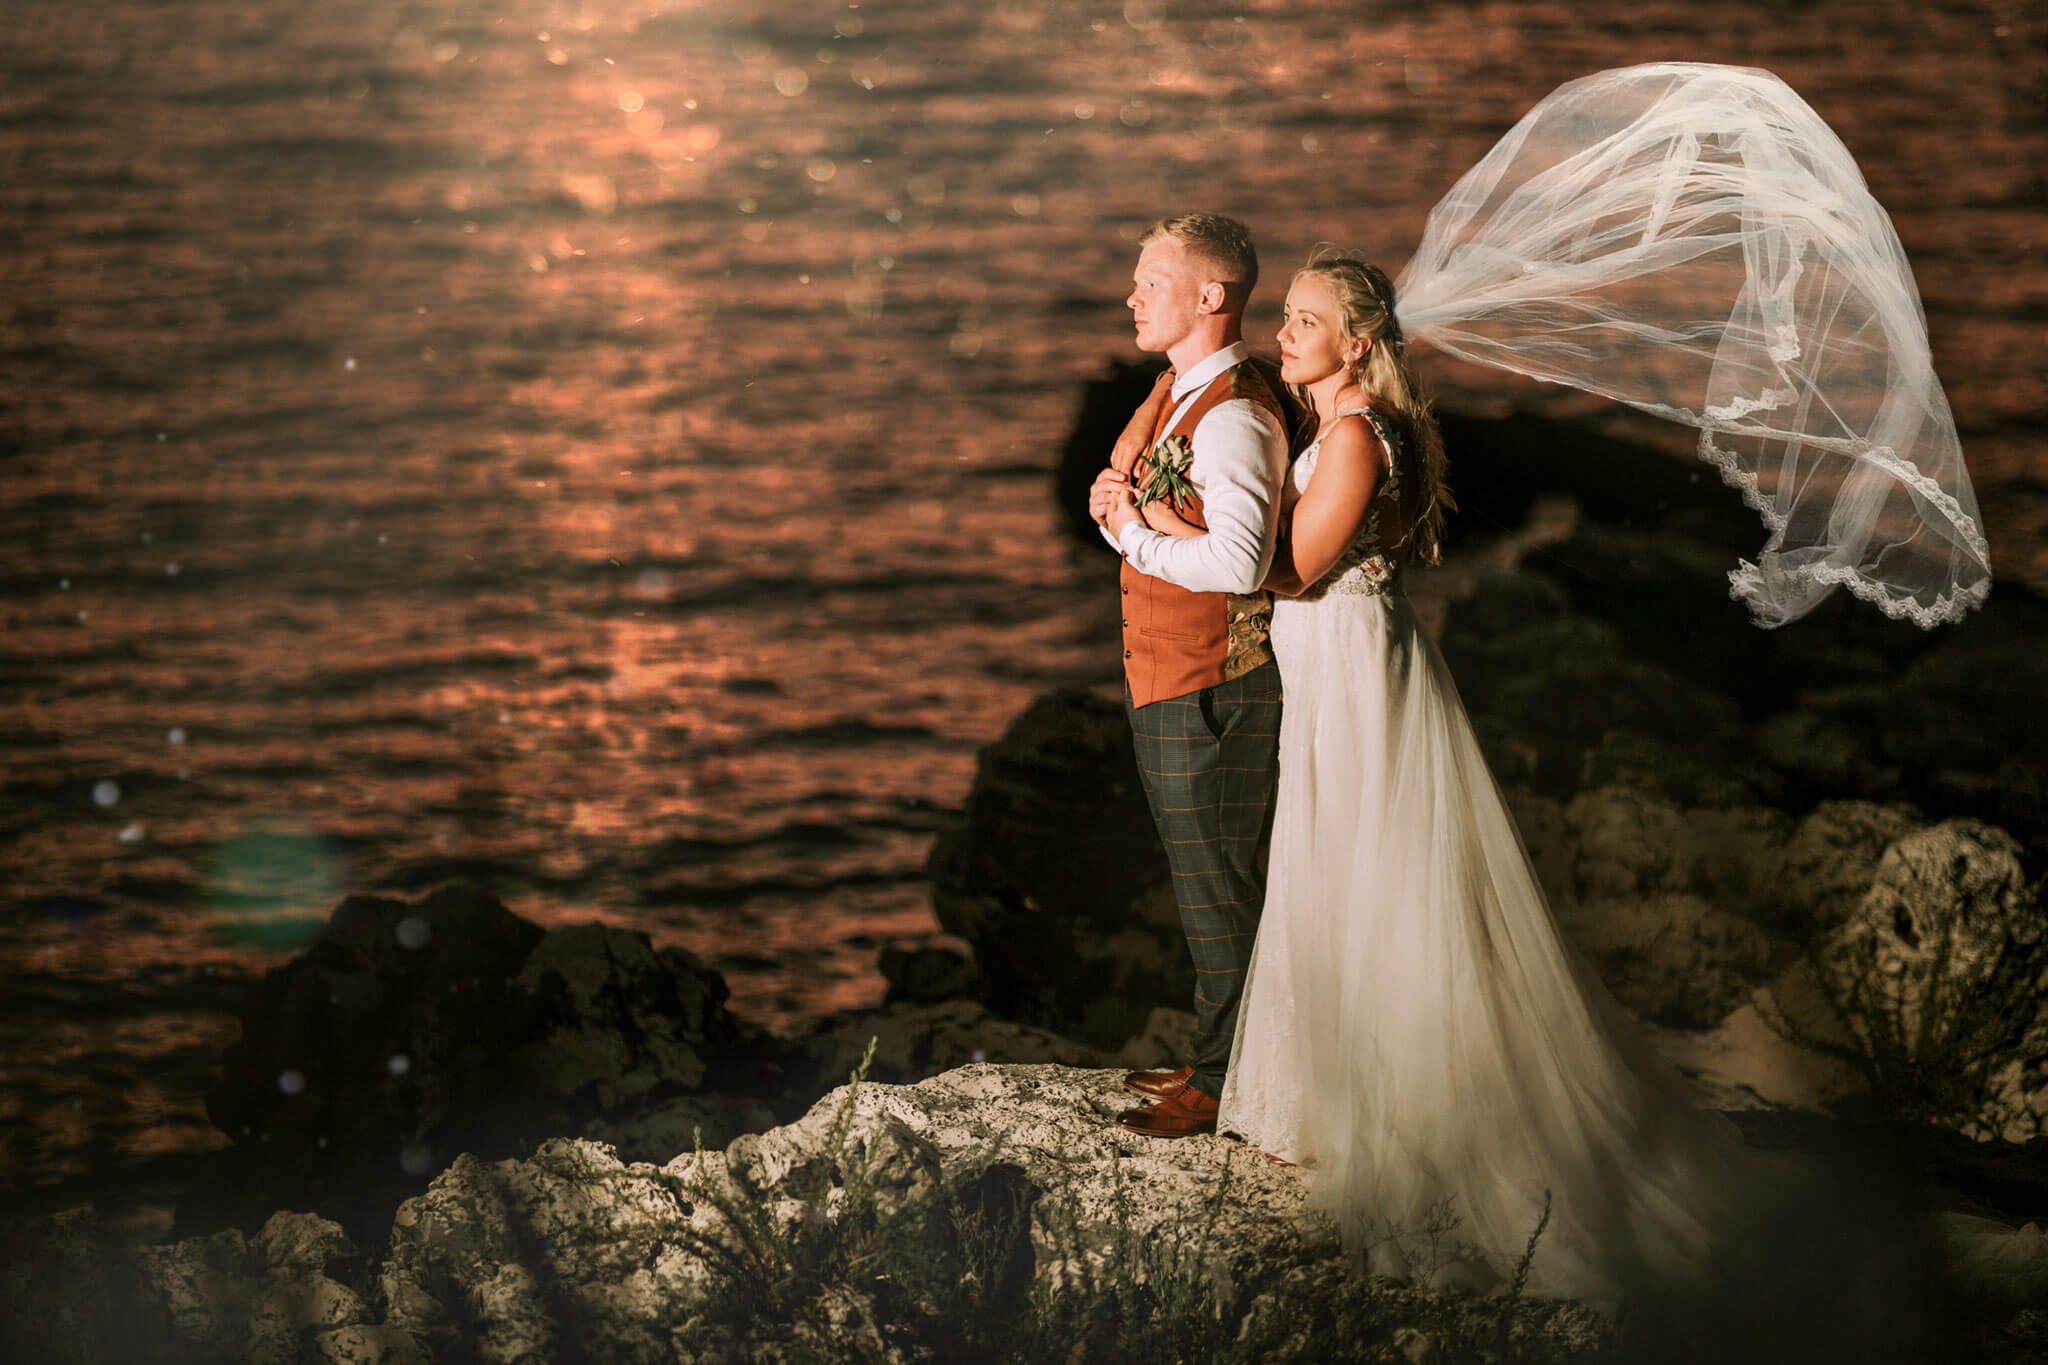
[[0, 1208, 386, 1365], [1439, 588, 1753, 799], [1518, 521, 1931, 712], [1440, 541, 2047, 856], [198, 884, 778, 1238], [204, 884, 547, 1199], [509, 921, 751, 1109], [877, 932, 977, 1003], [927, 687, 1187, 1046], [1768, 620, 2048, 860], [1786, 821, 2048, 1142], [792, 999, 1104, 1093], [1434, 409, 1761, 554], [1109, 1005, 1197, 1070]]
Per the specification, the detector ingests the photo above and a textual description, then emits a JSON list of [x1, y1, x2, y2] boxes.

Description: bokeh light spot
[[205, 818, 344, 950]]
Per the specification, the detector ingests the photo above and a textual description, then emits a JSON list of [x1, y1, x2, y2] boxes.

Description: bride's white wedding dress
[[1218, 410, 1785, 1309]]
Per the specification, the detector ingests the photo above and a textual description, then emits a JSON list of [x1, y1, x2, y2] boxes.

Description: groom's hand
[[1090, 468, 1134, 529], [1104, 484, 1141, 539], [1094, 469, 1142, 538]]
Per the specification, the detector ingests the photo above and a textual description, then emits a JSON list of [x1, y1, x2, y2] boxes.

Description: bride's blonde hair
[[1292, 249, 1454, 566]]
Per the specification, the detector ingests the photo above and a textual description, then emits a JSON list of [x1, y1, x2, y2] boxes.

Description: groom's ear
[[1195, 279, 1231, 316]]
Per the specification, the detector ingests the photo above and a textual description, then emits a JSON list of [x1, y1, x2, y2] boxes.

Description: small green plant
[[1023, 1151, 1236, 1361], [648, 1036, 1042, 1359], [1504, 1189, 1553, 1305], [1485, 1189, 1555, 1359], [661, 1034, 888, 1348]]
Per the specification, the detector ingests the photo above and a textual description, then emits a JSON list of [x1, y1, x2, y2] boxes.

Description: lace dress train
[[1217, 413, 1787, 1309]]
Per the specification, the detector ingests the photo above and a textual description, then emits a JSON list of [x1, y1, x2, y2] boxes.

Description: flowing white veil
[[1393, 62, 1991, 628]]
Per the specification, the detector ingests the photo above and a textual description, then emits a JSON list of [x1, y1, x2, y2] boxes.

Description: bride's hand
[[1140, 500, 1202, 538], [1262, 514, 1308, 596]]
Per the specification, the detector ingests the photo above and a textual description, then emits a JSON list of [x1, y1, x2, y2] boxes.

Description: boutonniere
[[1134, 434, 1195, 511]]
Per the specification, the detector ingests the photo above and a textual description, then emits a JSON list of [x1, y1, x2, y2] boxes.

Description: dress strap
[[1317, 407, 1401, 473]]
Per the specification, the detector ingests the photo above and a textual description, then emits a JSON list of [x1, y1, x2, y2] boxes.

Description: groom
[[1088, 214, 1291, 1139]]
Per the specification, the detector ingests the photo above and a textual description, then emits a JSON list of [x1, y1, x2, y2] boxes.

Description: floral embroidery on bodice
[[1291, 406, 1404, 599]]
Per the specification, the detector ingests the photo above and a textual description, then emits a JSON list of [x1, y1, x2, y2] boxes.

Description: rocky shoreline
[[8, 384, 2048, 1362]]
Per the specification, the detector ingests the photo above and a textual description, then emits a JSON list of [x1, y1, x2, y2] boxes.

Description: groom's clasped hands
[[1086, 467, 1135, 534], [1088, 368, 1177, 534]]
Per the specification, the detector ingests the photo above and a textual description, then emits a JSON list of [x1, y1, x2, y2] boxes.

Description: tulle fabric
[[1219, 586, 1784, 1308], [1393, 62, 1990, 628]]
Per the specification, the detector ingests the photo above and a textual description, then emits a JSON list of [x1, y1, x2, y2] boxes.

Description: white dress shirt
[[1104, 342, 1290, 595]]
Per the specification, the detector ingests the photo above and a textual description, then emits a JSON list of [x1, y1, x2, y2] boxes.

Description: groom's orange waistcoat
[[1120, 362, 1286, 708]]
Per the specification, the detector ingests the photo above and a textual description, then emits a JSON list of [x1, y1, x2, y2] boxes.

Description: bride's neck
[[1306, 370, 1367, 424]]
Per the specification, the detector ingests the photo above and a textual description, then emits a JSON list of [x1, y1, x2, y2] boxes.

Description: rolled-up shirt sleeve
[[1115, 400, 1288, 594]]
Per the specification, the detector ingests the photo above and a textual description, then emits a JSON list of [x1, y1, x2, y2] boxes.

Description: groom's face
[[1127, 237, 1205, 354]]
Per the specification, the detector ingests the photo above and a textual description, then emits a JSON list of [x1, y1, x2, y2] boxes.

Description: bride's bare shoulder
[[1305, 413, 1384, 470]]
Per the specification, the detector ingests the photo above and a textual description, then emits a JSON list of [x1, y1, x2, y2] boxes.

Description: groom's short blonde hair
[[1140, 214, 1259, 296]]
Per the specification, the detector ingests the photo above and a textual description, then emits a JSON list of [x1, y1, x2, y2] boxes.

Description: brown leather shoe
[[1122, 1064, 1194, 1098], [1118, 1084, 1219, 1138]]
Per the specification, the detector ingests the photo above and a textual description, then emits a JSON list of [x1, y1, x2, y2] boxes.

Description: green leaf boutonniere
[[1133, 434, 1196, 511]]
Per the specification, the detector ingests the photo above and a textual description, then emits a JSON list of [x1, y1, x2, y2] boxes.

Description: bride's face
[[1277, 274, 1361, 385]]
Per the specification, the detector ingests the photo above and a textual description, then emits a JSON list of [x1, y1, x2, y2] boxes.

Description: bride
[[1211, 251, 1776, 1307]]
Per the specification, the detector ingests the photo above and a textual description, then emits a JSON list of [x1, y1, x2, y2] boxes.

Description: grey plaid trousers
[[1126, 660, 1282, 1099]]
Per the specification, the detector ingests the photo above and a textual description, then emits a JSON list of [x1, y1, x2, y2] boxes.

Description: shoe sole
[[1115, 1120, 1215, 1139]]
